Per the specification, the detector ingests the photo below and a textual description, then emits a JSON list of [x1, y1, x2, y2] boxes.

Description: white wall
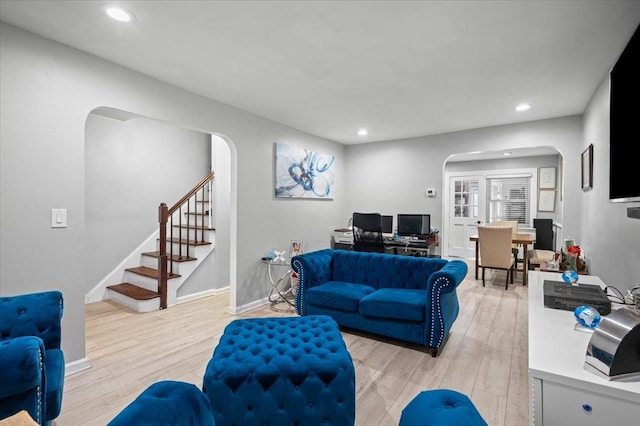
[[346, 116, 583, 240], [0, 23, 346, 364], [85, 113, 211, 293], [210, 135, 232, 291], [581, 77, 640, 290]]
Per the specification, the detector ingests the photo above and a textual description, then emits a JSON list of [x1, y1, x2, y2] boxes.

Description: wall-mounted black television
[[609, 23, 640, 202]]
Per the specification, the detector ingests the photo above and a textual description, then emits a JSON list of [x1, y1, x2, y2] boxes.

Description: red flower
[[567, 245, 581, 257]]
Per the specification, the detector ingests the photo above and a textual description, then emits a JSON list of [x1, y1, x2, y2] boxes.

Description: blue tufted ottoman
[[202, 315, 355, 426], [399, 389, 487, 426]]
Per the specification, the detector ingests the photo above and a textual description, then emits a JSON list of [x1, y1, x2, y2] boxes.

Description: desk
[[469, 232, 533, 286], [333, 234, 439, 257], [528, 271, 640, 425]]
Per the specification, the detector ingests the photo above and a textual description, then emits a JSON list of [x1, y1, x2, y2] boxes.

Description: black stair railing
[[158, 171, 215, 309]]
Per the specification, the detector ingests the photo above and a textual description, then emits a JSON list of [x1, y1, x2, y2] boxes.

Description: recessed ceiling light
[[502, 151, 512, 156], [357, 129, 368, 136], [102, 5, 136, 23], [515, 103, 531, 112]]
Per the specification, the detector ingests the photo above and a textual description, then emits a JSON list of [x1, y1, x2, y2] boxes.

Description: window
[[486, 175, 531, 225], [453, 179, 479, 219]]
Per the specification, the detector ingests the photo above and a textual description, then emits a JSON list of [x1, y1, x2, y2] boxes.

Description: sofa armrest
[[0, 336, 46, 425], [291, 249, 334, 315], [0, 291, 64, 350], [425, 260, 468, 350], [428, 260, 468, 292]]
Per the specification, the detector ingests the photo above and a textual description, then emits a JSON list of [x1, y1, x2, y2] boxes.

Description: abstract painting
[[275, 142, 335, 199]]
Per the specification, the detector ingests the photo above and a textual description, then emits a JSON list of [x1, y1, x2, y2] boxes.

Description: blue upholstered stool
[[108, 380, 215, 426], [400, 389, 487, 426], [203, 315, 355, 426]]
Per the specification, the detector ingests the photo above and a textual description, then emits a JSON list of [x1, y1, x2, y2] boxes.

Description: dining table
[[469, 232, 534, 286]]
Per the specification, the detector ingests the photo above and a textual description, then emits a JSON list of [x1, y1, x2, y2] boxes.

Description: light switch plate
[[51, 208, 67, 228]]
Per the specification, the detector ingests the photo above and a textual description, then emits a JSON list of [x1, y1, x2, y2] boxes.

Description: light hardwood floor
[[56, 259, 529, 425]]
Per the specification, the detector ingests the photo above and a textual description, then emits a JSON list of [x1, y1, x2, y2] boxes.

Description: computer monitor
[[397, 214, 431, 238], [381, 215, 393, 234]]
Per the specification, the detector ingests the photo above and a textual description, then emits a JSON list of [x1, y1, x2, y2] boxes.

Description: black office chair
[[352, 212, 385, 253], [533, 218, 554, 250], [528, 218, 555, 268]]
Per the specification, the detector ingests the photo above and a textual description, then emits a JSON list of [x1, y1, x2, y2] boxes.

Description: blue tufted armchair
[[0, 291, 65, 425]]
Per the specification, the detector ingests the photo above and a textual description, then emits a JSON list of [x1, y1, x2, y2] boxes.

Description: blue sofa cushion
[[305, 281, 375, 312], [333, 251, 448, 290], [108, 380, 215, 426], [359, 288, 427, 321], [0, 291, 63, 350]]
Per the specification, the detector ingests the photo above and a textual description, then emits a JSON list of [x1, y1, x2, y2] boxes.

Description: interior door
[[449, 176, 483, 258]]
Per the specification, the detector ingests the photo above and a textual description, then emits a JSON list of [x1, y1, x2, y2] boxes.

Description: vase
[[562, 253, 579, 284]]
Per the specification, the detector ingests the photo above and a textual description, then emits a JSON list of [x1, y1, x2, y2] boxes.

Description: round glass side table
[[262, 258, 295, 312]]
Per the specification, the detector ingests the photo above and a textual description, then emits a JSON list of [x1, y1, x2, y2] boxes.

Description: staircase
[[106, 172, 215, 312]]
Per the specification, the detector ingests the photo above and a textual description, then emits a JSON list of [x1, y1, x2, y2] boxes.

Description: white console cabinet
[[528, 271, 640, 425]]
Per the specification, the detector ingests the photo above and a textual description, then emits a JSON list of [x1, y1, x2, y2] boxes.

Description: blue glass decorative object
[[574, 305, 602, 329], [562, 270, 579, 284]]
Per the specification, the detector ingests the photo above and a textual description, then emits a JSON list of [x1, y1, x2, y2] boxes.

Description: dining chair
[[492, 220, 521, 270], [478, 226, 515, 289]]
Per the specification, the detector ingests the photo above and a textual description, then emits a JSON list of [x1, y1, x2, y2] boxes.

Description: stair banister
[[157, 171, 215, 309]]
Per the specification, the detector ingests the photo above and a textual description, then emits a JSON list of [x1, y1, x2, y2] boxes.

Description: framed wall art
[[581, 144, 593, 191], [290, 240, 303, 259], [538, 189, 556, 212], [274, 142, 335, 199], [538, 166, 557, 189]]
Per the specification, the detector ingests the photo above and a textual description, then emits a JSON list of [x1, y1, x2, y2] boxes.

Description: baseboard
[[228, 297, 269, 314], [65, 357, 92, 376], [175, 287, 229, 305], [212, 286, 230, 296]]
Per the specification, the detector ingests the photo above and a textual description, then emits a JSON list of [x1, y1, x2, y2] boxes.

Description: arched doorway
[[441, 146, 563, 259]]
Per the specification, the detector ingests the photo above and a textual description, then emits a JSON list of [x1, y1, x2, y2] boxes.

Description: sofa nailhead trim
[[429, 276, 450, 348], [36, 346, 43, 425], [292, 258, 305, 315]]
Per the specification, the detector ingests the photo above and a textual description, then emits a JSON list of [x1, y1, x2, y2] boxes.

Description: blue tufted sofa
[[292, 249, 468, 356], [0, 291, 65, 425]]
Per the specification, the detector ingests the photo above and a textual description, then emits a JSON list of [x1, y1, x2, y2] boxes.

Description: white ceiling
[[1, 0, 639, 145]]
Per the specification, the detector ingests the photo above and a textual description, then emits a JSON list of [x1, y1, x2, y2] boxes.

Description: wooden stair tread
[[142, 251, 197, 262], [107, 283, 159, 300], [125, 266, 181, 279], [166, 237, 212, 246]]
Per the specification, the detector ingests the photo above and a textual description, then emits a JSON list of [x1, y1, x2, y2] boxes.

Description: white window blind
[[486, 175, 531, 225]]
